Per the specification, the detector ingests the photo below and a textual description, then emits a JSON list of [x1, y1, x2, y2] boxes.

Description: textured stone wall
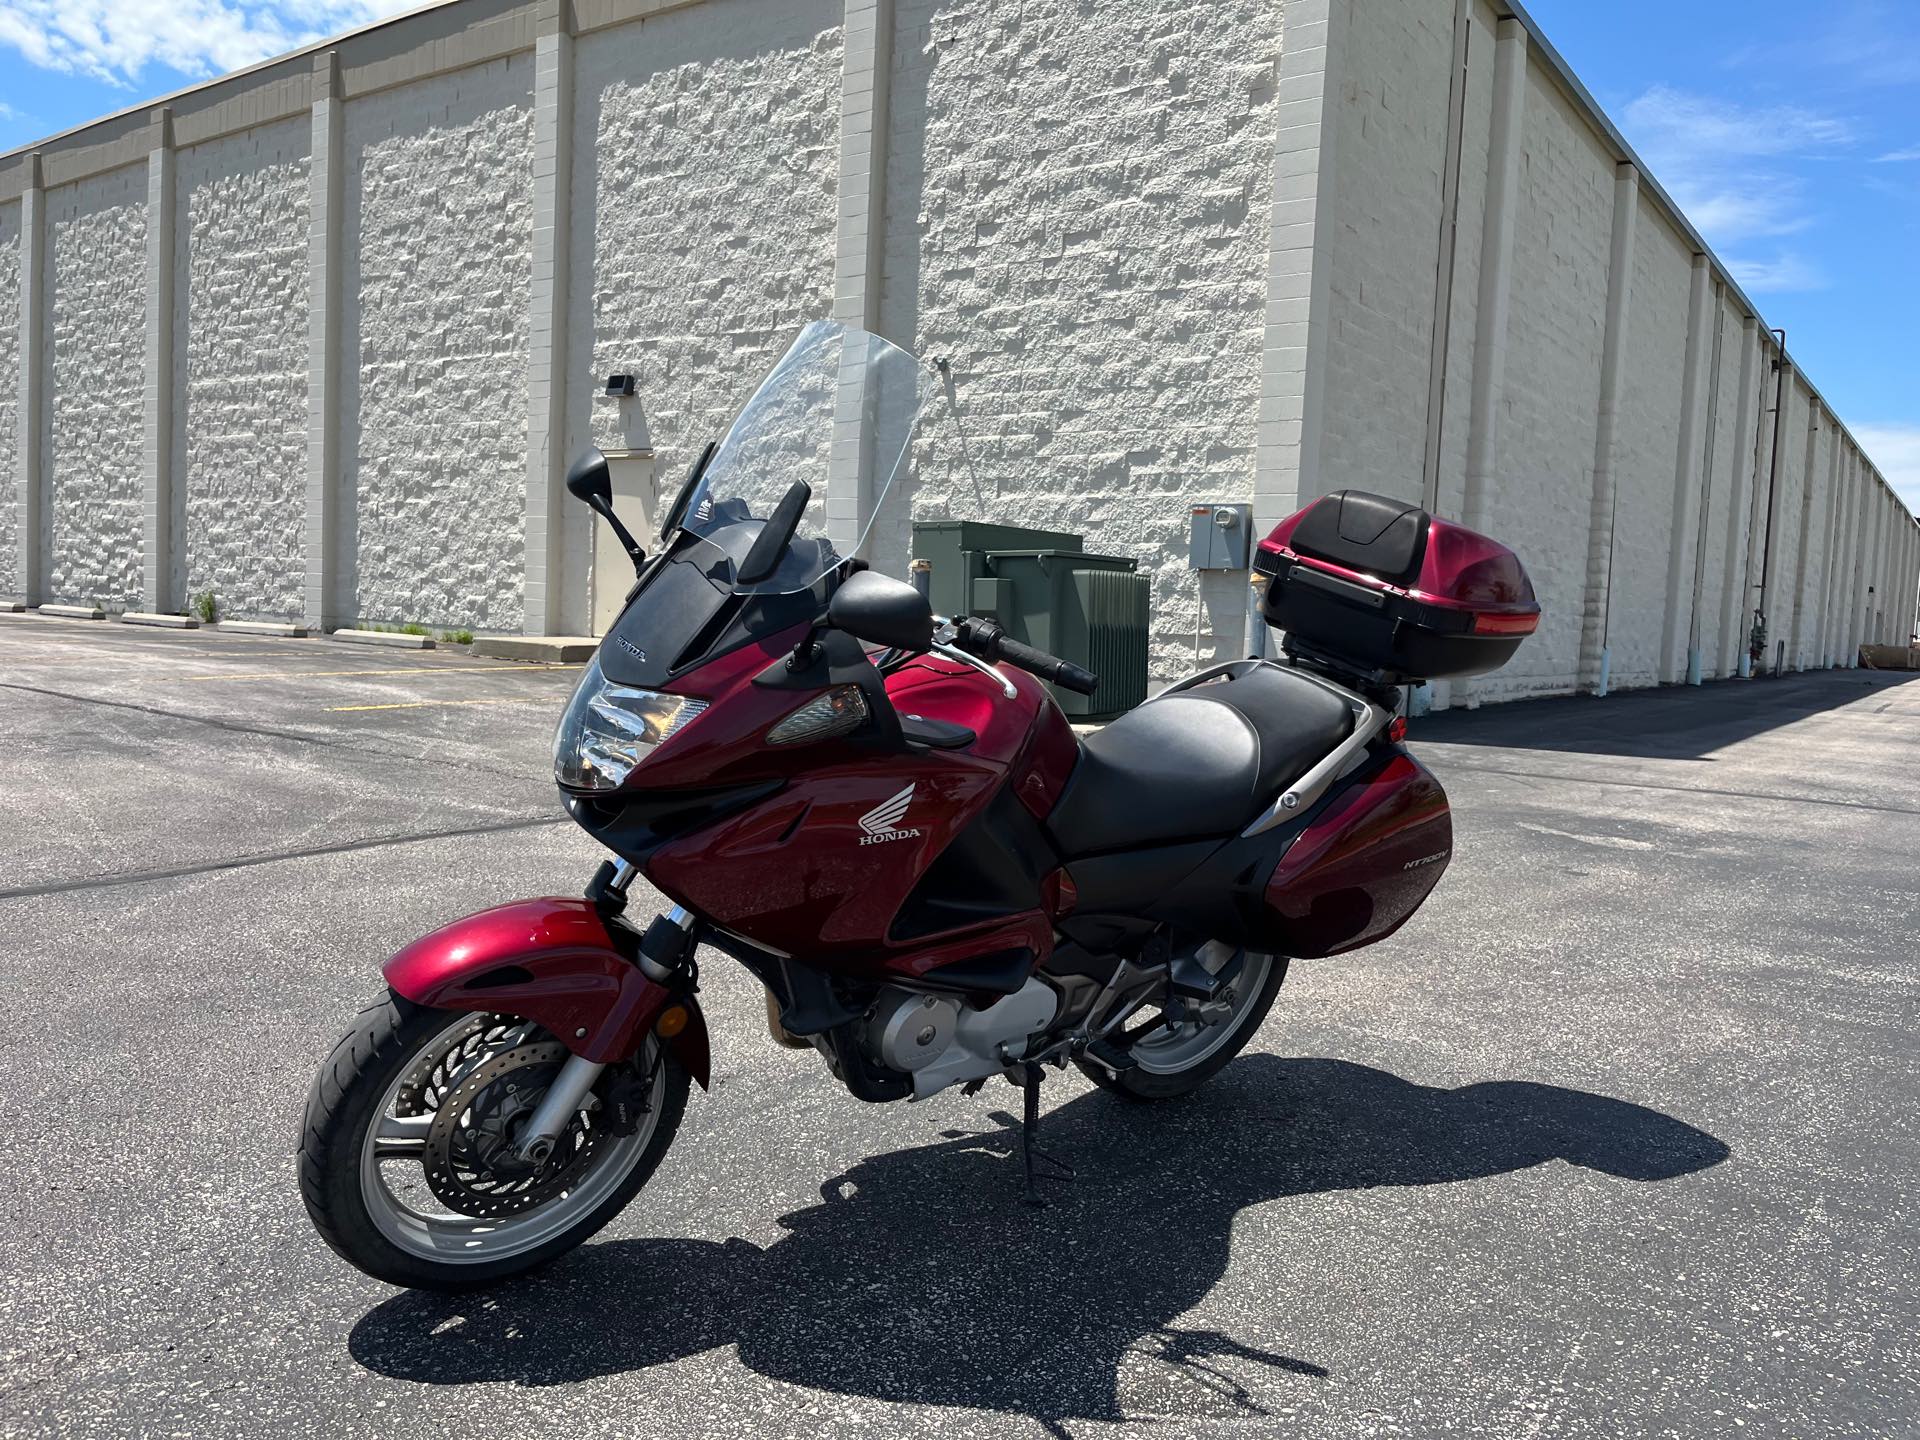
[[340, 55, 534, 631], [0, 200, 17, 595], [175, 119, 311, 620], [44, 165, 147, 609], [564, 0, 842, 630], [877, 0, 1283, 686], [5, 0, 1909, 688]]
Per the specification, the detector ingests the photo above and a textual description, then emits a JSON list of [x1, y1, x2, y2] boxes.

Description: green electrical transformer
[[911, 521, 1150, 721]]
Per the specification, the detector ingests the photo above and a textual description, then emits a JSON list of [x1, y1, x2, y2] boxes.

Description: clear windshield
[[673, 320, 929, 594]]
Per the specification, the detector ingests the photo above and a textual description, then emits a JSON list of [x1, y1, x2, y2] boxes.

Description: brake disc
[[422, 1041, 605, 1218]]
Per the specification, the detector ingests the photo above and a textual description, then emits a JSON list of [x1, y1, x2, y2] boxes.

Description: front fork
[[515, 862, 696, 1164]]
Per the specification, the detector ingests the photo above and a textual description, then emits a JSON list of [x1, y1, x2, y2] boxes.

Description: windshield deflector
[[673, 321, 927, 594]]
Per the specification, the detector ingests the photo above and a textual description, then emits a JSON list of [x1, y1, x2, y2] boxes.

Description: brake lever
[[930, 641, 1017, 699]]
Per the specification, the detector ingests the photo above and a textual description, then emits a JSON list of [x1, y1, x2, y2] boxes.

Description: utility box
[[1188, 502, 1253, 570], [910, 521, 1081, 620], [911, 521, 1149, 721]]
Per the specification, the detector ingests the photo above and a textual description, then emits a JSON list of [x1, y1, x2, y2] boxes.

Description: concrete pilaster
[[1577, 163, 1638, 695], [523, 7, 574, 635], [1715, 320, 1759, 675], [1785, 403, 1819, 668], [1659, 252, 1712, 683], [826, 0, 894, 560], [1253, 0, 1347, 533], [1812, 434, 1844, 665], [1844, 449, 1870, 663], [1460, 17, 1527, 537], [141, 109, 177, 614], [1836, 444, 1855, 664], [14, 154, 45, 605], [303, 53, 344, 631], [1756, 358, 1795, 645]]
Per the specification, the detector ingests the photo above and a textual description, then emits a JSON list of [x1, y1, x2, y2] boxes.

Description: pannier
[[1255, 490, 1539, 684]]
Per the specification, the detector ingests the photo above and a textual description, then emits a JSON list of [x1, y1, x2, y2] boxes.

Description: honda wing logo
[[858, 784, 922, 845]]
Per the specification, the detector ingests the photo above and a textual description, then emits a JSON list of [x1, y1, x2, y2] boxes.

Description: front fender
[[382, 897, 710, 1086]]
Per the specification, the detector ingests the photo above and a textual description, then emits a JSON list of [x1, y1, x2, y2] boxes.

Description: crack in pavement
[[0, 814, 569, 902]]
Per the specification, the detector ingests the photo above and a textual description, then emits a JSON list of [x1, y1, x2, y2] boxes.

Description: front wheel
[[298, 992, 687, 1291], [1075, 949, 1288, 1102]]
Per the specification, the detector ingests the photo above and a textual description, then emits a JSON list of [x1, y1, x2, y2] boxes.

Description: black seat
[[1045, 664, 1355, 858]]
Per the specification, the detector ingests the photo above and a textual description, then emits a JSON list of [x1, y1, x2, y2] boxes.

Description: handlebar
[[950, 618, 1100, 696]]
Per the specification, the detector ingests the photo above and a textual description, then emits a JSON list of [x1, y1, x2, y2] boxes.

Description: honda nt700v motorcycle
[[299, 320, 1541, 1290]]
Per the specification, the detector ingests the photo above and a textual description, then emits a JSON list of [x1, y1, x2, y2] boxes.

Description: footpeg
[[1081, 1036, 1137, 1075]]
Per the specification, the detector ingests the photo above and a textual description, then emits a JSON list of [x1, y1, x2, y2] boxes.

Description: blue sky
[[1, 0, 1915, 506]]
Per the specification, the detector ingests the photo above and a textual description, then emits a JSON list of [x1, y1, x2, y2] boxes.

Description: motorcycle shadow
[[348, 1055, 1728, 1424]]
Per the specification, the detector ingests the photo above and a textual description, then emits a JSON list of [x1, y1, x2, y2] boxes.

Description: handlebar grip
[[994, 636, 1100, 697]]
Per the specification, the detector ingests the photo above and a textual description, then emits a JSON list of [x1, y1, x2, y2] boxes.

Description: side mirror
[[827, 571, 935, 653], [565, 448, 644, 572], [565, 448, 613, 506]]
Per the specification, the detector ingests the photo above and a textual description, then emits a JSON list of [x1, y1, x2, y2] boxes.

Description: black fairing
[[596, 523, 830, 690]]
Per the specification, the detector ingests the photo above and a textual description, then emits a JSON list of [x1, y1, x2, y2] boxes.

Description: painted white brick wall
[[175, 119, 311, 620], [1691, 293, 1744, 678], [1319, 0, 1454, 510], [45, 165, 147, 609], [1603, 203, 1690, 690], [876, 0, 1283, 687], [563, 0, 843, 631], [0, 200, 17, 594], [1474, 65, 1613, 699], [340, 56, 534, 631]]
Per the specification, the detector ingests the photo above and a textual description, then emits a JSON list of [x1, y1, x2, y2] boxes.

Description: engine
[[862, 980, 1059, 1100]]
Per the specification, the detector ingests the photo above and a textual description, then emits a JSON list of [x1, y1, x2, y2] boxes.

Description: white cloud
[[1875, 146, 1920, 163], [1726, 252, 1828, 294], [0, 0, 424, 87], [1623, 85, 1854, 164], [1852, 423, 1920, 516]]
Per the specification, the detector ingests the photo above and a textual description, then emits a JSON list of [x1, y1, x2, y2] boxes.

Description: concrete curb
[[122, 611, 201, 629], [472, 635, 598, 663], [333, 628, 434, 649], [1, 601, 25, 613], [215, 620, 310, 637], [38, 604, 107, 620]]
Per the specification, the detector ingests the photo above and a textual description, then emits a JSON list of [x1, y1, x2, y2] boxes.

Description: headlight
[[553, 654, 709, 791]]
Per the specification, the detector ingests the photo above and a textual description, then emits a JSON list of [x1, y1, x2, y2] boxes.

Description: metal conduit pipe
[[1749, 328, 1789, 670]]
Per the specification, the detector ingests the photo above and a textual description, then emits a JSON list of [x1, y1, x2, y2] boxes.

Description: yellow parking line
[[175, 664, 580, 682], [325, 697, 557, 713]]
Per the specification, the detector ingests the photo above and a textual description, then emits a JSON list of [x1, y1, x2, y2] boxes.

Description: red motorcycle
[[298, 322, 1540, 1290]]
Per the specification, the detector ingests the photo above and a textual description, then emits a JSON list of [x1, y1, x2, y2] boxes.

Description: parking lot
[[2, 611, 1916, 1438]]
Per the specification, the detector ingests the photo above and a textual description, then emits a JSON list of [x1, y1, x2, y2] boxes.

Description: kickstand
[[1018, 1062, 1075, 1208]]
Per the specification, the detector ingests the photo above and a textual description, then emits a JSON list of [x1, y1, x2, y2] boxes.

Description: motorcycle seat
[[1044, 663, 1355, 858]]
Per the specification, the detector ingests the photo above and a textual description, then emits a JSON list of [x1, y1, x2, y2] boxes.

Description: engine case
[[864, 979, 1059, 1100]]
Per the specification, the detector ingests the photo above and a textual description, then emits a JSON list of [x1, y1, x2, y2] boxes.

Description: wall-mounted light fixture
[[604, 373, 636, 398]]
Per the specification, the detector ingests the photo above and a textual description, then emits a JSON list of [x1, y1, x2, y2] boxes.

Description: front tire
[[1075, 951, 1288, 1102], [299, 992, 686, 1291]]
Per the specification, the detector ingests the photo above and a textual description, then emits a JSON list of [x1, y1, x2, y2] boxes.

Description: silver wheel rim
[[1127, 951, 1275, 1075], [358, 1014, 663, 1265]]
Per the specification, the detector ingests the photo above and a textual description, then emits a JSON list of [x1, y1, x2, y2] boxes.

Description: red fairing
[[644, 654, 1068, 976], [1264, 752, 1453, 958], [382, 897, 709, 1084]]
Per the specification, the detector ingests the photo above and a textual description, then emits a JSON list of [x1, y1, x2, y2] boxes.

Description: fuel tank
[[1262, 749, 1452, 958]]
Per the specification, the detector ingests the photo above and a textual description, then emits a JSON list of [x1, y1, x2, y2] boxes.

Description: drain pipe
[[1749, 328, 1790, 670]]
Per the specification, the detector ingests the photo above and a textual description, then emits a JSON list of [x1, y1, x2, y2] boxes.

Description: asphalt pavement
[[1, 611, 1915, 1438]]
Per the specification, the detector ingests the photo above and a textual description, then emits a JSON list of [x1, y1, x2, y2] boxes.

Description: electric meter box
[[1188, 503, 1253, 570]]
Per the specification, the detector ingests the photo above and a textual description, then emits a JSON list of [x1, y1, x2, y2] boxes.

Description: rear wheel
[[1075, 949, 1288, 1102], [299, 992, 686, 1291]]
